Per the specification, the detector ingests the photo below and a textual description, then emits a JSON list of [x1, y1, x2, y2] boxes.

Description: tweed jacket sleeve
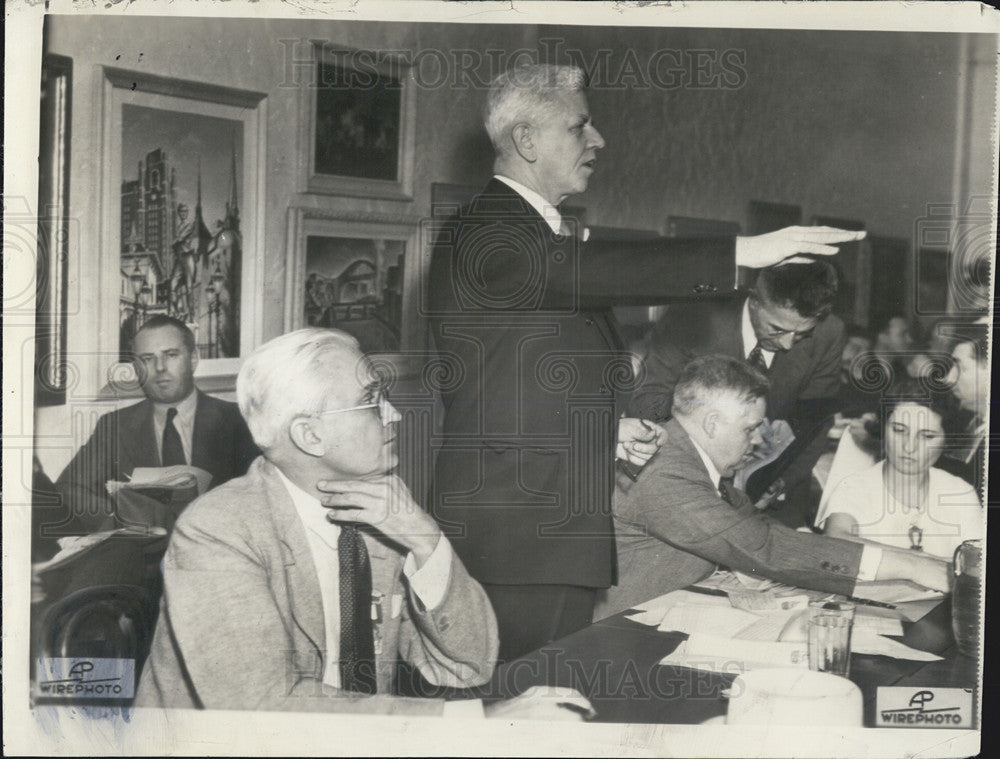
[[621, 420, 865, 596]]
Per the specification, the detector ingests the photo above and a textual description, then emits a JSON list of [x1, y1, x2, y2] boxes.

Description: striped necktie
[[747, 343, 768, 375], [338, 524, 377, 694]]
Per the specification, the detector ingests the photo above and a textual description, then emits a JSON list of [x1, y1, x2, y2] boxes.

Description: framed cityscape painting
[[98, 68, 267, 391]]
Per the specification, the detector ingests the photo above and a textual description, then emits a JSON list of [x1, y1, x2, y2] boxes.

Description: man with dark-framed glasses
[[629, 259, 846, 522]]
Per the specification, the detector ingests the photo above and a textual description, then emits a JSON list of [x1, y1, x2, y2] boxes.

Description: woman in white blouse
[[816, 380, 983, 559]]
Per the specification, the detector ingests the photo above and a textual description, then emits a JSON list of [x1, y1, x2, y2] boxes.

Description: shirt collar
[[494, 174, 563, 235], [690, 436, 725, 493], [275, 466, 338, 540], [741, 299, 775, 368], [152, 387, 198, 426]]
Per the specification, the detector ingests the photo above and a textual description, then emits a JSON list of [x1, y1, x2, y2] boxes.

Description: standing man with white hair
[[426, 63, 867, 660]]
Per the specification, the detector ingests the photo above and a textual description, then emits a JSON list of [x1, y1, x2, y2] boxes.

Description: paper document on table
[[32, 526, 168, 575], [851, 630, 943, 661], [733, 614, 798, 642], [728, 589, 810, 612], [627, 589, 732, 627], [106, 465, 212, 497], [692, 569, 791, 594], [852, 580, 944, 604], [854, 613, 905, 637], [895, 597, 947, 623], [625, 609, 669, 627], [657, 604, 762, 637], [661, 633, 808, 672]]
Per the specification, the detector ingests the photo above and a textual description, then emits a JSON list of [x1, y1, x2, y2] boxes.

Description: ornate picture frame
[[299, 43, 416, 200], [34, 54, 73, 406], [284, 208, 423, 353], [98, 67, 267, 394]]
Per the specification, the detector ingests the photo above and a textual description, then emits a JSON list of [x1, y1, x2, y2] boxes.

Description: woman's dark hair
[[864, 376, 960, 444]]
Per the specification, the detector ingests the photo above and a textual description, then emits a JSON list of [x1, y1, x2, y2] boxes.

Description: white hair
[[484, 64, 587, 151], [236, 328, 363, 452]]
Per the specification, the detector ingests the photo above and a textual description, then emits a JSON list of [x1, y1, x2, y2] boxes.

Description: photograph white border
[[4, 2, 997, 757]]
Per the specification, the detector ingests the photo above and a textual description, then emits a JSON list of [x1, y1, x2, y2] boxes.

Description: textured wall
[[35, 18, 994, 477], [535, 26, 972, 237]]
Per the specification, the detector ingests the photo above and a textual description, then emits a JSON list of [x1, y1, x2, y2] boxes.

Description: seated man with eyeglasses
[[628, 259, 845, 524], [138, 328, 591, 720]]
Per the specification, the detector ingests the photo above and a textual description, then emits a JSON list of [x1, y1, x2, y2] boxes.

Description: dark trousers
[[483, 583, 597, 662]]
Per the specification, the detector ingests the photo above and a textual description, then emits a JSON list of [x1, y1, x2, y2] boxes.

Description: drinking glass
[[952, 539, 982, 657], [807, 600, 855, 677]]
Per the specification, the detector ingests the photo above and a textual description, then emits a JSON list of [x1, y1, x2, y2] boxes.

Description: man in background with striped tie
[[54, 315, 259, 534]]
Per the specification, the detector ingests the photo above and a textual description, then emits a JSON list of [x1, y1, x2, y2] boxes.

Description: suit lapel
[[590, 309, 626, 354], [261, 462, 326, 656], [122, 399, 158, 471], [260, 462, 400, 663], [190, 391, 216, 475], [717, 297, 747, 359], [667, 419, 714, 489]]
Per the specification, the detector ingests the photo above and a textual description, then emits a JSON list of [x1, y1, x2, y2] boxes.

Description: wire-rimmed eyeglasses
[[316, 388, 392, 419]]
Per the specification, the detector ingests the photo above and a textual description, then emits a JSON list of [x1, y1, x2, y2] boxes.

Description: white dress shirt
[[275, 469, 453, 689], [741, 300, 775, 369], [689, 436, 881, 581], [152, 388, 198, 465], [494, 175, 591, 241]]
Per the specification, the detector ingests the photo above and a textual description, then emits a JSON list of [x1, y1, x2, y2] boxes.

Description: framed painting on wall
[[300, 43, 416, 200], [98, 67, 267, 394], [34, 54, 73, 406], [285, 208, 422, 353]]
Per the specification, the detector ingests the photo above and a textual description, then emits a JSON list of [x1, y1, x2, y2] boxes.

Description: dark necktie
[[718, 477, 734, 506], [161, 407, 186, 466], [747, 342, 768, 375], [338, 524, 377, 694]]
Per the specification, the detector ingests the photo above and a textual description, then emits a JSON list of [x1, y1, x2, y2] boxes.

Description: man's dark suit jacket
[[54, 390, 259, 533], [595, 419, 864, 618], [427, 178, 737, 588], [628, 294, 846, 438]]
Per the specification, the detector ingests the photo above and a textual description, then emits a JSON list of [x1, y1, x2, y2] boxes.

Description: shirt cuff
[[857, 545, 883, 582], [403, 533, 452, 612], [442, 698, 485, 719]]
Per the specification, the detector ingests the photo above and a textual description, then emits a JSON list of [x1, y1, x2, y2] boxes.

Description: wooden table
[[487, 595, 977, 727]]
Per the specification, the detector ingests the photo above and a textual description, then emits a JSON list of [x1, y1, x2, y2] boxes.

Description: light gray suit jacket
[[136, 457, 498, 714], [595, 419, 864, 619]]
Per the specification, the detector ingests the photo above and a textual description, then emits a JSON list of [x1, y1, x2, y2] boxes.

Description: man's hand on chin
[[316, 474, 441, 566]]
